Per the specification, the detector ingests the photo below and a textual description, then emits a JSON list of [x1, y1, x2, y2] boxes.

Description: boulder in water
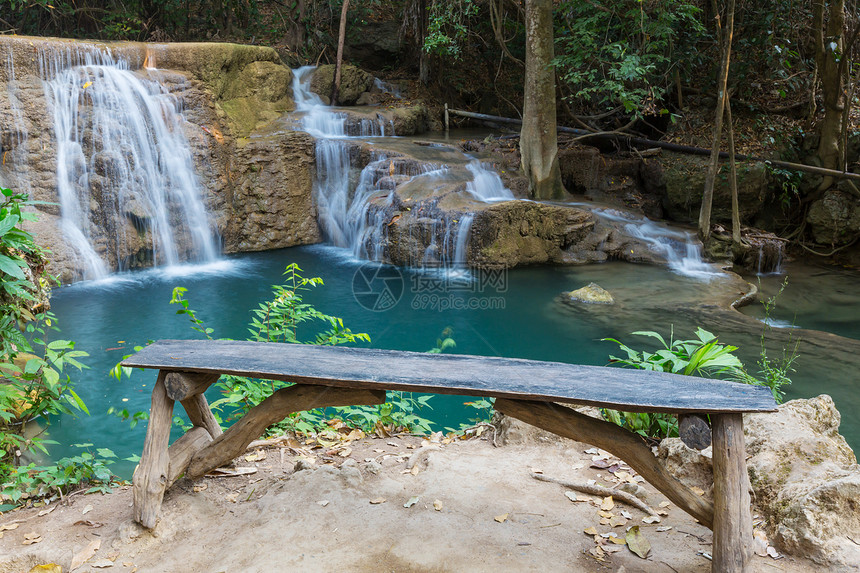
[[563, 282, 615, 305], [310, 64, 373, 106]]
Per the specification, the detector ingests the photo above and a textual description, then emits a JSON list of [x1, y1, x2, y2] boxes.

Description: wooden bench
[[122, 339, 777, 572]]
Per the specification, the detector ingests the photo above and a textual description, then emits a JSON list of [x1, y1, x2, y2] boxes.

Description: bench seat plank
[[122, 340, 777, 414]]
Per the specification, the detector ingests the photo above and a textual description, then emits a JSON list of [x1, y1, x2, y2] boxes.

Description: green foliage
[[553, 0, 706, 117], [602, 324, 795, 439], [0, 187, 107, 506], [124, 264, 437, 437], [2, 444, 125, 505], [423, 0, 480, 60]]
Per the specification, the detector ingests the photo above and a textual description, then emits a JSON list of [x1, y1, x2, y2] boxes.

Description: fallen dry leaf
[[337, 447, 352, 458], [609, 536, 627, 545], [317, 500, 330, 507], [71, 538, 101, 571], [625, 525, 651, 559], [27, 565, 61, 573], [588, 545, 606, 562], [564, 491, 578, 502], [583, 526, 599, 535], [90, 559, 114, 568], [23, 532, 42, 545], [753, 529, 769, 557], [609, 515, 628, 528], [599, 518, 611, 526], [369, 497, 386, 505], [494, 513, 509, 523], [37, 506, 56, 517], [206, 467, 257, 477], [656, 526, 673, 532], [244, 449, 267, 462], [193, 484, 208, 493], [598, 510, 614, 519], [659, 501, 671, 508], [0, 523, 19, 531], [433, 500, 443, 511], [403, 496, 419, 508], [767, 546, 782, 559], [600, 496, 615, 511], [691, 486, 706, 496], [81, 504, 93, 515], [642, 515, 662, 524]]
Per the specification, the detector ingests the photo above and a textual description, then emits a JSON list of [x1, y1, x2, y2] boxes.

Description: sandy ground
[[0, 425, 815, 573]]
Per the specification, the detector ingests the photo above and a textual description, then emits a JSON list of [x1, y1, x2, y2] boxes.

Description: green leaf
[[0, 214, 20, 237], [68, 389, 90, 415], [0, 254, 26, 280]]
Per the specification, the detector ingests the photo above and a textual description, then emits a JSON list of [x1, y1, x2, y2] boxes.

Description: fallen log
[[447, 108, 860, 183]]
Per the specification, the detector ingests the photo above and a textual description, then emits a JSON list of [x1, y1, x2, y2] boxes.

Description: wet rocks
[[563, 283, 615, 305]]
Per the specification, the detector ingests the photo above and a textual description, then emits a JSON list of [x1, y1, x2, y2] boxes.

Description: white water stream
[[37, 46, 217, 279]]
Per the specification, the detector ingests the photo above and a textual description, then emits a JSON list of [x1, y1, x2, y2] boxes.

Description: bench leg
[[711, 413, 753, 573], [181, 393, 222, 439], [133, 371, 175, 529]]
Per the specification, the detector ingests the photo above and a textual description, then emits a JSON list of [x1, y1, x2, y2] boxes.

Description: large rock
[[659, 395, 860, 568], [310, 65, 373, 106], [563, 283, 614, 305], [745, 395, 860, 567], [806, 188, 860, 245], [223, 131, 321, 252], [660, 152, 770, 224]]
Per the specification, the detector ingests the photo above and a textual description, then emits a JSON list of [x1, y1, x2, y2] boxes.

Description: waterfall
[[291, 66, 520, 269], [38, 45, 218, 279], [465, 161, 514, 201], [596, 208, 722, 281]]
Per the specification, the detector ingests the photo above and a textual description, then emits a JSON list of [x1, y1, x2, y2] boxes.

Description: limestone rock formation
[[806, 187, 860, 245], [660, 152, 770, 224], [660, 395, 860, 568], [310, 64, 374, 106], [563, 283, 615, 305]]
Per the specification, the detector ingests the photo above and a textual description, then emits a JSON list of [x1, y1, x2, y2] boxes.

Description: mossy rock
[[310, 64, 373, 106]]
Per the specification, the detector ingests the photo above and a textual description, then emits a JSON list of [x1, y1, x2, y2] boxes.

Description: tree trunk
[[813, 0, 846, 188], [520, 0, 565, 200], [698, 0, 735, 242], [331, 0, 350, 106], [727, 97, 741, 247]]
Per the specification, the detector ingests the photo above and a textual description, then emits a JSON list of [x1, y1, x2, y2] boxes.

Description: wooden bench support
[[186, 385, 386, 479], [167, 427, 212, 487], [495, 398, 715, 528], [133, 372, 175, 529], [712, 413, 753, 572], [181, 393, 222, 439], [165, 371, 220, 401]]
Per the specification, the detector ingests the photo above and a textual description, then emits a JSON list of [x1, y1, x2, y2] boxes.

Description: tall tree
[[698, 0, 735, 242], [813, 0, 852, 189], [331, 0, 350, 106], [520, 0, 565, 200]]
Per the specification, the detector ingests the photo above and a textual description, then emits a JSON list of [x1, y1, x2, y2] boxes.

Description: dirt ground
[[0, 424, 816, 573]]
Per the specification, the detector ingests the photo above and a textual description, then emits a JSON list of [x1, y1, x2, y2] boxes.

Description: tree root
[[531, 472, 659, 516]]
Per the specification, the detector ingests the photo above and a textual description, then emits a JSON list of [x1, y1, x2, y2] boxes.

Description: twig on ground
[[530, 472, 658, 516]]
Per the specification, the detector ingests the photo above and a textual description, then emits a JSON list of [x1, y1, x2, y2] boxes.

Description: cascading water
[[595, 208, 723, 281], [291, 66, 517, 269], [38, 45, 218, 279], [465, 161, 514, 201]]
